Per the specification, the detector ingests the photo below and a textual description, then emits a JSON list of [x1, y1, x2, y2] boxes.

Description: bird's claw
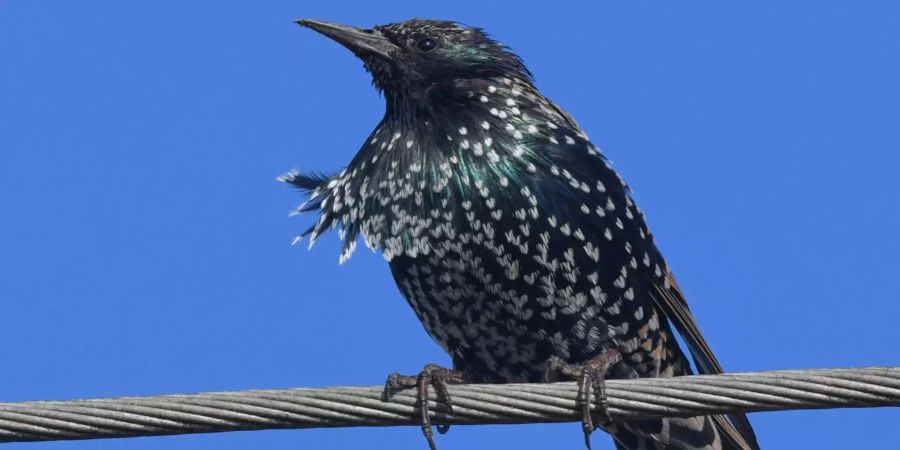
[[544, 349, 622, 449], [381, 364, 467, 450]]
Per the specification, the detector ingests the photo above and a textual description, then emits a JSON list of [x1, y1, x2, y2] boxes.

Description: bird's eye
[[416, 38, 438, 53]]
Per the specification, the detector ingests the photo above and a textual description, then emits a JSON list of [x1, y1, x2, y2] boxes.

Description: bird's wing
[[650, 272, 760, 450], [650, 273, 724, 374]]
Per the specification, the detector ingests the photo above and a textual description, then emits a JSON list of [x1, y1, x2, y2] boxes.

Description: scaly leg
[[544, 349, 622, 450], [382, 364, 468, 450]]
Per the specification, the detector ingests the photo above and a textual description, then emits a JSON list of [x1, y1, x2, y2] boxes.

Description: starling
[[283, 18, 760, 450]]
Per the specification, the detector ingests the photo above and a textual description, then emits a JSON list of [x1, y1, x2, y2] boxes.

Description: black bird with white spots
[[283, 18, 760, 450]]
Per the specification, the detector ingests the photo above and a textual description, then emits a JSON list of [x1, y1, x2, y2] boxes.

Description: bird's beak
[[296, 19, 399, 61]]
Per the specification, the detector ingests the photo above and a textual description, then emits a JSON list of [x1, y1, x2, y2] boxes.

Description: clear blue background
[[1, 1, 898, 449]]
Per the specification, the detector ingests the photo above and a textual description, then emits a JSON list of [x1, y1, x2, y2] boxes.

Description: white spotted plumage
[[286, 18, 758, 450]]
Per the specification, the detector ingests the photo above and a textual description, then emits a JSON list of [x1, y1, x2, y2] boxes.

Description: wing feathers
[[650, 272, 760, 450]]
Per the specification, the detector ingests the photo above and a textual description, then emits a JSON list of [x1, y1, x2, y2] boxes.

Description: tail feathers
[[609, 415, 752, 450]]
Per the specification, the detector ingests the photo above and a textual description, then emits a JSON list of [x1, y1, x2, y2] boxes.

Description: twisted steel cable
[[0, 367, 897, 443]]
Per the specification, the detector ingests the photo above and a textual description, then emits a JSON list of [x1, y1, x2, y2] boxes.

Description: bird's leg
[[544, 349, 622, 450], [381, 363, 468, 450]]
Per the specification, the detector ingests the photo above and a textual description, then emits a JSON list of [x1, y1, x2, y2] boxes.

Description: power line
[[1, 367, 897, 443]]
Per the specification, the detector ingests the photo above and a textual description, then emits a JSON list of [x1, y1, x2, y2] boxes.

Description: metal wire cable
[[0, 367, 897, 443]]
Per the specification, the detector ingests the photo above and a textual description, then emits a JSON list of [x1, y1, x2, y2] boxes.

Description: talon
[[422, 418, 437, 450], [432, 373, 454, 435], [578, 368, 594, 448], [430, 373, 454, 410], [382, 372, 416, 402], [380, 364, 468, 450], [543, 349, 622, 449], [592, 375, 613, 425], [417, 370, 436, 449]]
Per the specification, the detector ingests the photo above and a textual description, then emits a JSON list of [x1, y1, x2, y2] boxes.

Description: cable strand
[[0, 367, 897, 443]]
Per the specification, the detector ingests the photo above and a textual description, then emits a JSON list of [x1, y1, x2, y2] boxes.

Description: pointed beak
[[296, 19, 399, 61]]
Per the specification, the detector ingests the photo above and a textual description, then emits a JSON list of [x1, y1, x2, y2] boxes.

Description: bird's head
[[297, 18, 531, 99]]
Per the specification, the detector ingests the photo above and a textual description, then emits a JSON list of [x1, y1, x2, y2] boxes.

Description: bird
[[282, 18, 760, 450]]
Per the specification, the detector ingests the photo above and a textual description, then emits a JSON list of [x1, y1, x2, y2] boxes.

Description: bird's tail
[[609, 415, 755, 450]]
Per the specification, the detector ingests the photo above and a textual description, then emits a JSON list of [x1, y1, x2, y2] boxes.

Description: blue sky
[[1, 1, 898, 449]]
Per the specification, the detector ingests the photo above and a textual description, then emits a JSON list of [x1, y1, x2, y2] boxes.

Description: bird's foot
[[381, 364, 468, 450], [544, 349, 623, 450]]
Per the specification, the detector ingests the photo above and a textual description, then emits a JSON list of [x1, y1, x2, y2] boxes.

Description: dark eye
[[416, 38, 438, 53]]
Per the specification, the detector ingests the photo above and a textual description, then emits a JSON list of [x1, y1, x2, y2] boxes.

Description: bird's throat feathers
[[284, 76, 610, 263]]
